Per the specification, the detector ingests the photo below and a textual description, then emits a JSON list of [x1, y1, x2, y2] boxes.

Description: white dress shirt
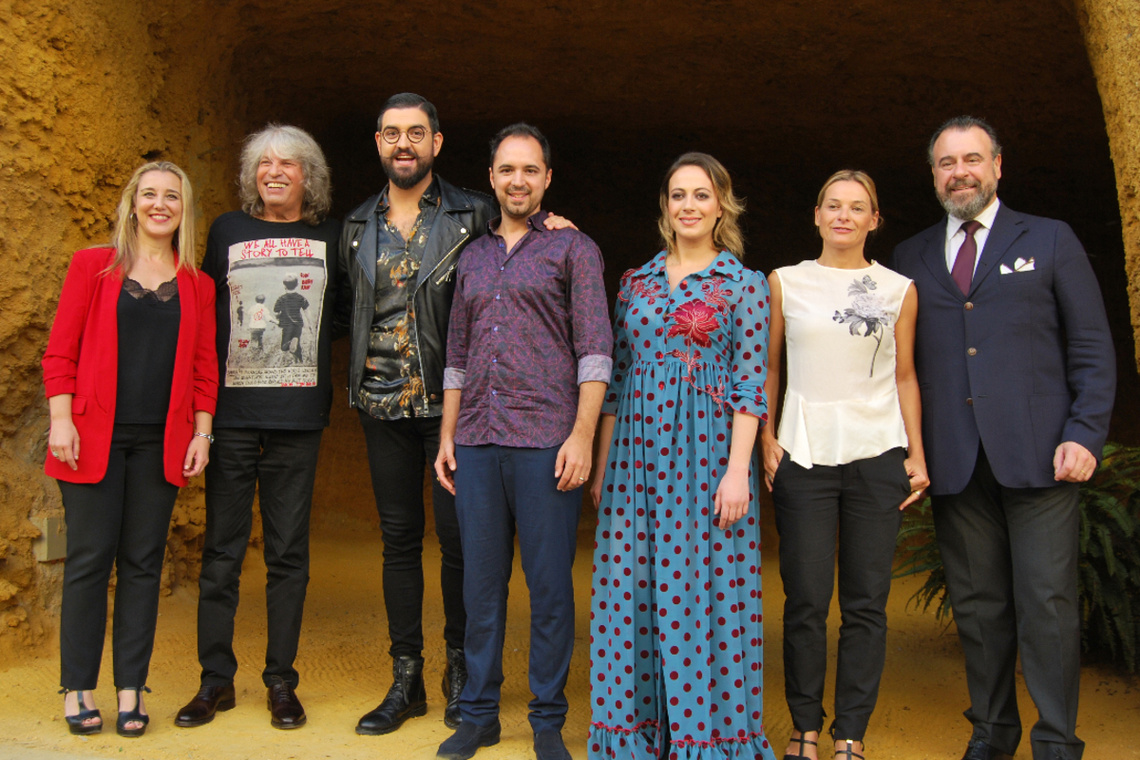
[[944, 197, 1001, 276]]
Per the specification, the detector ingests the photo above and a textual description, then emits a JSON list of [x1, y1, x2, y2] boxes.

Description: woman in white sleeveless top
[[761, 171, 929, 760]]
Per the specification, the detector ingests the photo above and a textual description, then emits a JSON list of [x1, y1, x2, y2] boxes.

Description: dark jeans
[[933, 447, 1083, 760], [197, 428, 322, 688], [453, 444, 581, 732], [59, 423, 179, 689], [358, 411, 465, 657], [771, 447, 910, 740]]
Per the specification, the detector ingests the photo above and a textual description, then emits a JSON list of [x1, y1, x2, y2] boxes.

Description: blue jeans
[[454, 444, 582, 732]]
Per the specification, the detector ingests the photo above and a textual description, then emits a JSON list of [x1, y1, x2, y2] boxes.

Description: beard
[[937, 175, 998, 220], [382, 151, 434, 190], [497, 187, 542, 220]]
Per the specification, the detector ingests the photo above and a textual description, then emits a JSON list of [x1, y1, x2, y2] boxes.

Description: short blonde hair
[[657, 152, 745, 259], [109, 161, 197, 274], [815, 169, 881, 220]]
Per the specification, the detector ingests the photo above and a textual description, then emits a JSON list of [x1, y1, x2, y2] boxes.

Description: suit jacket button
[[967, 347, 977, 356], [964, 301, 974, 310], [966, 397, 973, 406]]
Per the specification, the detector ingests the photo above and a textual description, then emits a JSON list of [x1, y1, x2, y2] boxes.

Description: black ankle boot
[[355, 656, 427, 735], [441, 646, 466, 729]]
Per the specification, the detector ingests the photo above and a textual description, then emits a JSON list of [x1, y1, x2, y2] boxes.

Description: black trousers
[[59, 423, 179, 689], [358, 411, 465, 657], [933, 446, 1083, 760], [771, 447, 909, 740], [197, 428, 322, 688]]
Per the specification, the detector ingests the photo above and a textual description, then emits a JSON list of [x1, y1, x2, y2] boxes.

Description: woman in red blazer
[[43, 161, 218, 738]]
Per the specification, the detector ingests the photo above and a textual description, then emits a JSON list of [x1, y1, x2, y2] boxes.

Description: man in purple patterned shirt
[[434, 123, 612, 760]]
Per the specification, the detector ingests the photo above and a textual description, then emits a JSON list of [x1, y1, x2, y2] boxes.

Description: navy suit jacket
[[889, 203, 1115, 495]]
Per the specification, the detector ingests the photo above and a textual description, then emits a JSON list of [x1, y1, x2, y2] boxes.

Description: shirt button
[[493, 326, 498, 332], [967, 347, 977, 356], [492, 357, 497, 363], [491, 389, 497, 396], [499, 266, 505, 271], [964, 302, 974, 311], [495, 294, 501, 300]]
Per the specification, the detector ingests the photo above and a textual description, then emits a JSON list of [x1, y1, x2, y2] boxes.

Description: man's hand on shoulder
[[543, 214, 578, 231], [1053, 441, 1098, 483]]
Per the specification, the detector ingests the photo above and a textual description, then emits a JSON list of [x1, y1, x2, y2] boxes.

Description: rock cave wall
[[2, 0, 1139, 657]]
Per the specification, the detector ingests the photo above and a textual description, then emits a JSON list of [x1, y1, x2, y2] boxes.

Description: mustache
[[948, 179, 980, 190]]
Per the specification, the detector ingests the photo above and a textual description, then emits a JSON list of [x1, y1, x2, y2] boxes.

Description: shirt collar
[[947, 196, 1001, 239], [640, 250, 746, 282], [487, 209, 550, 236]]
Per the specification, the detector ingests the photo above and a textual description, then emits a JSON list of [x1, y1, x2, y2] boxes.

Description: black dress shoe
[[267, 680, 306, 729], [174, 683, 236, 728], [356, 655, 427, 735], [534, 729, 572, 760], [961, 738, 1013, 760], [442, 646, 466, 729], [437, 719, 501, 760]]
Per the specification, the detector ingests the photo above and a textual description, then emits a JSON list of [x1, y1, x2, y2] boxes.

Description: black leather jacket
[[336, 176, 495, 415]]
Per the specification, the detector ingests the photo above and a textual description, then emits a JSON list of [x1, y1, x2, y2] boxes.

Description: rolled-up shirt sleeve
[[601, 271, 635, 416], [443, 252, 471, 391], [568, 236, 613, 385], [727, 269, 770, 422]]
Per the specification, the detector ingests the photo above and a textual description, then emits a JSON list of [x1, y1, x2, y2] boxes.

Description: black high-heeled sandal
[[60, 688, 102, 735], [783, 732, 819, 760], [834, 739, 865, 760], [116, 686, 151, 738]]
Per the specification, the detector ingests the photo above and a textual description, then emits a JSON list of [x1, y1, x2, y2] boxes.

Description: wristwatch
[[194, 431, 215, 444]]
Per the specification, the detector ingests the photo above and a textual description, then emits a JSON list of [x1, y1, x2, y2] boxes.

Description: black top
[[115, 277, 180, 424], [201, 211, 340, 430]]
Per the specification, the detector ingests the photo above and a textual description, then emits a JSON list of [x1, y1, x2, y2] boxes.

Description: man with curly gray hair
[[175, 124, 339, 731]]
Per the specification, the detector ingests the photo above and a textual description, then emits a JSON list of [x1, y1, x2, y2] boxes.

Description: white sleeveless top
[[775, 260, 912, 468]]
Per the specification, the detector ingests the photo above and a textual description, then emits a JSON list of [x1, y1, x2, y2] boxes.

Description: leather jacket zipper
[[413, 230, 470, 414]]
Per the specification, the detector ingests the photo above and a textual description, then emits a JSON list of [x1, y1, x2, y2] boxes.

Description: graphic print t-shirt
[[202, 211, 340, 430]]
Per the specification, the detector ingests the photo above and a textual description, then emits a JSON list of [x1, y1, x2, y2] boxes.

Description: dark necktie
[[951, 220, 983, 295]]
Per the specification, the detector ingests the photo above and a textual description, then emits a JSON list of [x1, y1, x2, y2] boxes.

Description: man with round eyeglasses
[[336, 93, 573, 737]]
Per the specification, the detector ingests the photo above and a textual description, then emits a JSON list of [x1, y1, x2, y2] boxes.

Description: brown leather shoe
[[174, 683, 236, 728], [267, 680, 306, 729]]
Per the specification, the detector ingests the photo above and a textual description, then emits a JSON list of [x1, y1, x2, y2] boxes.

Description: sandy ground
[[1, 509, 1137, 760]]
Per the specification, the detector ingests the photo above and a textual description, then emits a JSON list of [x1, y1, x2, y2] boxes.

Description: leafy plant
[[892, 443, 1140, 672], [893, 498, 950, 621]]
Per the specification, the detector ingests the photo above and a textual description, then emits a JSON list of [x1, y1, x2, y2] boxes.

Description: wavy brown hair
[[657, 152, 745, 259]]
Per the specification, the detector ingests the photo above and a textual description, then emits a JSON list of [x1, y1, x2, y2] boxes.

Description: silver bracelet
[[194, 431, 215, 444]]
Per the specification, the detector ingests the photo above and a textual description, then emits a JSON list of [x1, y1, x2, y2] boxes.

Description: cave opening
[[4, 1, 1137, 641], [193, 1, 1132, 522]]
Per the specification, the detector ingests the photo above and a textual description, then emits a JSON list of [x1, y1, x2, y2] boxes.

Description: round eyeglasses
[[380, 127, 429, 144]]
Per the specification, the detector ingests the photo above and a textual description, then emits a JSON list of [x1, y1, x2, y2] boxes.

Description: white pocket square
[[1000, 257, 1035, 274]]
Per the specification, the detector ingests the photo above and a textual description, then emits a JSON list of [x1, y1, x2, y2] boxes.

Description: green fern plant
[[892, 443, 1140, 672]]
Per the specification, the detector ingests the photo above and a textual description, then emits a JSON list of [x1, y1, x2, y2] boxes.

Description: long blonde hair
[[657, 152, 745, 259], [108, 161, 197, 274]]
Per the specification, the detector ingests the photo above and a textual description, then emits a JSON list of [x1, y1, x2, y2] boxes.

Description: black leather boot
[[355, 656, 427, 735], [441, 646, 466, 729]]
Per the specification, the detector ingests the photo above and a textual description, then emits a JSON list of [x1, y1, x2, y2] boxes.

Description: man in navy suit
[[890, 116, 1115, 760]]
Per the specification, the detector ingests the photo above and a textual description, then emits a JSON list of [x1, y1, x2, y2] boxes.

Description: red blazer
[[43, 247, 219, 486]]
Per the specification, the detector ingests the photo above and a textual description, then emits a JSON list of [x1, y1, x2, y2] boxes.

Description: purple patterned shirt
[[444, 210, 613, 448]]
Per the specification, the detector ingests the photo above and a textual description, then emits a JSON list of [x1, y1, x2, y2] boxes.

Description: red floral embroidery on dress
[[667, 299, 720, 348], [619, 273, 663, 305], [667, 348, 701, 384], [701, 277, 730, 314]]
